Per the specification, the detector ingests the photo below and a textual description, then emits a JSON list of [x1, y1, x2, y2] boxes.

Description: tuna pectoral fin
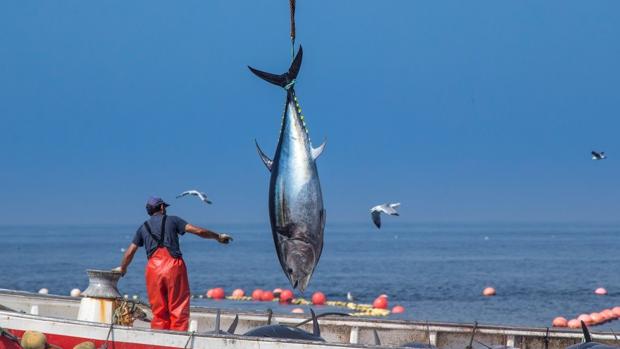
[[311, 139, 326, 161], [255, 140, 273, 171], [248, 46, 303, 89]]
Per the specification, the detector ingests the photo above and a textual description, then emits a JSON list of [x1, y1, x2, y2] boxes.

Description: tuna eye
[[287, 268, 293, 274]]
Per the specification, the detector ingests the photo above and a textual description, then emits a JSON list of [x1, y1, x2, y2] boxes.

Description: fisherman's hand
[[217, 234, 233, 244]]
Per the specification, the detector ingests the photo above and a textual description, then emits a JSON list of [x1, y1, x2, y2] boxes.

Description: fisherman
[[117, 196, 232, 331]]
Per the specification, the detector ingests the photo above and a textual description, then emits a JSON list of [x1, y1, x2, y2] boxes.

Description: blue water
[[2, 223, 620, 328]]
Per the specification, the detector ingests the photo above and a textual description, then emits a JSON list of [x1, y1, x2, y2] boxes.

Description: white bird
[[346, 292, 354, 302], [370, 203, 400, 229], [176, 190, 212, 204], [592, 151, 607, 160]]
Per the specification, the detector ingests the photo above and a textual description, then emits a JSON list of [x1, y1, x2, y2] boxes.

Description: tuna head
[[275, 222, 318, 292], [281, 237, 316, 292]]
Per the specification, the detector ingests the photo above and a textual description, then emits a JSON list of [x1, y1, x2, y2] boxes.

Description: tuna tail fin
[[581, 321, 592, 342], [227, 314, 239, 334], [311, 308, 320, 337], [248, 46, 303, 89]]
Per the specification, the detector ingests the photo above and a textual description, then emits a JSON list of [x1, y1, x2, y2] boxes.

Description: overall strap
[[144, 215, 167, 247]]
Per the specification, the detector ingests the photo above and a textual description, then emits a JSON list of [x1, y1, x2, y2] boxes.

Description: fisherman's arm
[[118, 243, 139, 276], [185, 224, 233, 244]]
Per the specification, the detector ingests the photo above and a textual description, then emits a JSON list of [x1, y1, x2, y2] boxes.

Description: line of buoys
[[198, 287, 398, 317], [38, 288, 48, 295], [555, 306, 620, 327], [70, 288, 81, 297]]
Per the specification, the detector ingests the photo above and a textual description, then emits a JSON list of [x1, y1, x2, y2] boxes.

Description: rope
[[0, 327, 22, 347], [289, 0, 296, 60], [183, 332, 195, 349], [99, 322, 114, 349]]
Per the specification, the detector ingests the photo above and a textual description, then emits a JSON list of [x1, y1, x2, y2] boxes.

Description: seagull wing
[[382, 205, 399, 216], [198, 192, 212, 204], [389, 203, 401, 209], [176, 191, 192, 198], [371, 210, 382, 229]]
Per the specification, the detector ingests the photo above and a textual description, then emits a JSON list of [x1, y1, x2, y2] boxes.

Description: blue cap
[[146, 196, 169, 208]]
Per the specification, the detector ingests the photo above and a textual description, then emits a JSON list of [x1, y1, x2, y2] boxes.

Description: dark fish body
[[243, 325, 325, 342], [251, 47, 326, 292]]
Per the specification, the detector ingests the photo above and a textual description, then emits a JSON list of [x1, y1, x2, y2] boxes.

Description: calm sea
[[2, 223, 620, 328]]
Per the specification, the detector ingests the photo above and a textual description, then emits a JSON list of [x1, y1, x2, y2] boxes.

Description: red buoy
[[261, 290, 275, 302], [251, 289, 264, 301], [312, 292, 326, 305], [595, 288, 608, 296], [577, 314, 593, 325], [206, 289, 214, 298], [568, 319, 581, 329], [590, 312, 604, 324], [291, 308, 304, 314], [613, 307, 620, 317], [482, 287, 496, 297], [392, 305, 405, 314], [211, 287, 225, 300], [279, 289, 294, 303], [273, 288, 283, 296], [601, 309, 615, 320], [552, 317, 568, 327], [231, 289, 245, 298], [373, 296, 388, 309]]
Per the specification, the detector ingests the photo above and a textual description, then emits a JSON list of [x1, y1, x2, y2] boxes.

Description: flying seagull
[[176, 190, 212, 204], [370, 203, 400, 229], [592, 151, 607, 160]]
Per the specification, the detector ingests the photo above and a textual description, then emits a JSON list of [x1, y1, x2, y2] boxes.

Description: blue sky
[[1, 1, 619, 225]]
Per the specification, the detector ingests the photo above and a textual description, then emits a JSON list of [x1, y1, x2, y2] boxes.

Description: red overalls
[[143, 216, 190, 331]]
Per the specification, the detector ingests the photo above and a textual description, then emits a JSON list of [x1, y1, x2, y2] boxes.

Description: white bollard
[[30, 305, 39, 315]]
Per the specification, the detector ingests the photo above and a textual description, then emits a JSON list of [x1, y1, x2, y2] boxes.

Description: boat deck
[[0, 289, 617, 349]]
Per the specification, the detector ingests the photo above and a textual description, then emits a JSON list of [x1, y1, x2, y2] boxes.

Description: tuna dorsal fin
[[581, 321, 592, 343], [373, 329, 381, 346], [311, 139, 326, 161], [227, 314, 239, 334], [311, 308, 320, 337], [215, 309, 221, 333], [255, 140, 273, 171], [267, 308, 273, 325]]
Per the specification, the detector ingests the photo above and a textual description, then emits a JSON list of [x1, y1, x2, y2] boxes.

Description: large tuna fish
[[250, 46, 326, 292]]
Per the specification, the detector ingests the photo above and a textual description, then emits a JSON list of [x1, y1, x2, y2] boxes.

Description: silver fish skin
[[250, 46, 326, 292]]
